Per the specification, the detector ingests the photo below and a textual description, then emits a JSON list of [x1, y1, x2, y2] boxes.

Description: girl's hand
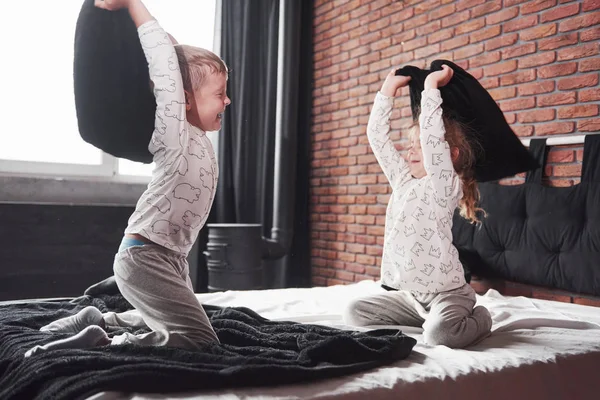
[[424, 64, 454, 90], [381, 68, 411, 97], [94, 0, 135, 11]]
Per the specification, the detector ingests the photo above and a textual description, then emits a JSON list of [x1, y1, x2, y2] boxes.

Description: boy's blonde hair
[[174, 45, 229, 92]]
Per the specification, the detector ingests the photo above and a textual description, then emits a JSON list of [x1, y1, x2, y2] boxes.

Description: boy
[[26, 0, 230, 355]]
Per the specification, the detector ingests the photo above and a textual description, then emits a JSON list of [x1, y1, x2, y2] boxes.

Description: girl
[[343, 65, 492, 348]]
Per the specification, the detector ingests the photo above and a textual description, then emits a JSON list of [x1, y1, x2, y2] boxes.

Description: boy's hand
[[94, 0, 135, 11], [424, 64, 454, 90], [381, 69, 411, 98]]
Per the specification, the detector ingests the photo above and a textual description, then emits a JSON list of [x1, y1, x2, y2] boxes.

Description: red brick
[[558, 105, 599, 119], [356, 254, 376, 265], [538, 32, 578, 50], [415, 44, 441, 60], [429, 3, 456, 20], [470, 25, 502, 43], [552, 164, 582, 177], [404, 13, 429, 30], [502, 43, 537, 59], [578, 118, 600, 132], [521, 0, 558, 14], [454, 43, 484, 60], [512, 125, 534, 137], [580, 58, 600, 72], [441, 35, 470, 51], [538, 92, 577, 106], [583, 0, 600, 11], [581, 27, 600, 42], [545, 179, 580, 187], [485, 33, 519, 51], [580, 88, 600, 102], [547, 148, 575, 163], [442, 10, 470, 27], [402, 36, 427, 52], [558, 11, 600, 32], [471, 0, 502, 17], [456, 18, 486, 35], [518, 81, 555, 96], [470, 52, 502, 67], [488, 87, 516, 101], [414, 0, 442, 15], [503, 15, 539, 33], [521, 23, 558, 41], [541, 3, 580, 22], [414, 20, 439, 36], [557, 73, 599, 90], [487, 8, 519, 24], [485, 60, 518, 77], [428, 27, 454, 44], [500, 69, 537, 85], [456, 0, 486, 11], [500, 97, 536, 112], [573, 296, 600, 307], [538, 62, 578, 78], [480, 77, 500, 89], [505, 113, 517, 124], [557, 43, 600, 61], [535, 121, 576, 135], [312, 276, 327, 286], [518, 52, 557, 68], [517, 109, 556, 123]]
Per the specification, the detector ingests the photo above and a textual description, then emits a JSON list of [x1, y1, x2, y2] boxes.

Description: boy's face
[[406, 131, 426, 179], [187, 72, 230, 132]]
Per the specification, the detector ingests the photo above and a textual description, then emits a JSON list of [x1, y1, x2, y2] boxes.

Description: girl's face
[[406, 131, 426, 179]]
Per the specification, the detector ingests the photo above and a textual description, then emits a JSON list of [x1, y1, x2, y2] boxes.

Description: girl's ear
[[451, 147, 460, 162]]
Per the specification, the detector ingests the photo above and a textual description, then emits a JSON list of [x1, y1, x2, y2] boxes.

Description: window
[[0, 0, 217, 180]]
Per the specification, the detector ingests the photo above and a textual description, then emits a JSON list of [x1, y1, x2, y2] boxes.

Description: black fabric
[[215, 0, 313, 288], [0, 294, 415, 400], [74, 0, 155, 163], [396, 60, 539, 182], [452, 135, 600, 296]]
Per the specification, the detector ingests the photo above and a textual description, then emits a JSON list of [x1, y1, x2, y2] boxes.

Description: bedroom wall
[[308, 0, 600, 298]]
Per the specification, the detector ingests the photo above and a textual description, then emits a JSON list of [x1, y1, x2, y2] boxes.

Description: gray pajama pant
[[108, 244, 219, 350], [343, 284, 492, 348]]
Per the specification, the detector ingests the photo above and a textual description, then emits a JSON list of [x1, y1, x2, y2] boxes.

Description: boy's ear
[[184, 90, 192, 110]]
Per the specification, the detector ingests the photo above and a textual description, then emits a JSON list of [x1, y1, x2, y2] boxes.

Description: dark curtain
[[213, 0, 313, 288]]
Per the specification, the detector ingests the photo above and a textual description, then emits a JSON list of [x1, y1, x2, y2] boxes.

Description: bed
[[2, 280, 599, 400], [80, 280, 600, 400]]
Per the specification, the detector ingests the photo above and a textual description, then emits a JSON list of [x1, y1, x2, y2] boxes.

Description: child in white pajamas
[[26, 0, 231, 356], [344, 66, 492, 349]]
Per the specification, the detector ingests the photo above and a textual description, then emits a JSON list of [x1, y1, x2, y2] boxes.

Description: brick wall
[[309, 0, 600, 297]]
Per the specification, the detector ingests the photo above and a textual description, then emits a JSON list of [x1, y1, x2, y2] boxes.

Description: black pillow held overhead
[[74, 0, 156, 163], [396, 60, 539, 182]]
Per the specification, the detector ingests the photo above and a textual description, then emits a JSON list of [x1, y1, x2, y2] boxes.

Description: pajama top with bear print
[[367, 90, 466, 294], [124, 20, 218, 256]]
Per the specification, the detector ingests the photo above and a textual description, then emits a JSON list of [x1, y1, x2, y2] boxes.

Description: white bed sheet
[[91, 280, 600, 400]]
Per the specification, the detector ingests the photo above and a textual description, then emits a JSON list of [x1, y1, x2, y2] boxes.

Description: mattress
[[90, 280, 600, 400]]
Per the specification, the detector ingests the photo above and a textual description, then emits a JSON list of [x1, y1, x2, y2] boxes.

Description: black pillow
[[74, 0, 156, 163], [396, 60, 539, 182]]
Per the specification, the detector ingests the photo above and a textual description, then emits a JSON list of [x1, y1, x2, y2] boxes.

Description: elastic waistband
[[118, 237, 147, 253]]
